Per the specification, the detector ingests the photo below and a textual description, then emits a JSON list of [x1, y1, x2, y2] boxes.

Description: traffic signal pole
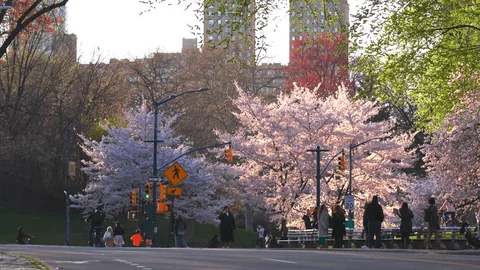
[[307, 146, 330, 208]]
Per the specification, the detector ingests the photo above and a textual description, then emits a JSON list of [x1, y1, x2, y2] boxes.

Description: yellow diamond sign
[[163, 161, 188, 186]]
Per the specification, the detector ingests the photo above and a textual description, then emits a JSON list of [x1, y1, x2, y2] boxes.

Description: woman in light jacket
[[317, 204, 330, 248]]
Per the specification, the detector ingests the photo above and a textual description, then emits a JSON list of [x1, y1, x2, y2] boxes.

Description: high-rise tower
[[289, 0, 349, 51], [203, 1, 255, 64]]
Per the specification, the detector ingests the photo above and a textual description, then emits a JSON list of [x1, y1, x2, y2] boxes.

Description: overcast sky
[[67, 0, 361, 64]]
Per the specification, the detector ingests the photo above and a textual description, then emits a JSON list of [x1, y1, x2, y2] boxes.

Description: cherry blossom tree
[[421, 87, 480, 211], [71, 101, 230, 223], [218, 83, 415, 228]]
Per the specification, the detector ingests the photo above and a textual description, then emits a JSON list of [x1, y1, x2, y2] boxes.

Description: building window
[[208, 35, 214, 40], [231, 36, 235, 41], [218, 19, 222, 24], [299, 36, 303, 40], [334, 27, 338, 32], [292, 36, 295, 41], [291, 28, 295, 33], [218, 11, 221, 16], [208, 19, 214, 25]]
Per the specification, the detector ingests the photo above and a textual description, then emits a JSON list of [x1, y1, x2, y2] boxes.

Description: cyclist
[[439, 197, 456, 226], [86, 207, 105, 247]]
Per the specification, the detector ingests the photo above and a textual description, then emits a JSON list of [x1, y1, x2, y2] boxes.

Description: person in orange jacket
[[130, 229, 144, 247]]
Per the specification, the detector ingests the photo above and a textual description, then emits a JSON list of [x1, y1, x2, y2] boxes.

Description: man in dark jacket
[[424, 197, 440, 249], [365, 195, 384, 248]]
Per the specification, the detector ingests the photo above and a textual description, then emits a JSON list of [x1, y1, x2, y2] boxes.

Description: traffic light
[[224, 148, 233, 163], [338, 154, 345, 170], [144, 183, 152, 200], [158, 184, 166, 201], [130, 190, 138, 206]]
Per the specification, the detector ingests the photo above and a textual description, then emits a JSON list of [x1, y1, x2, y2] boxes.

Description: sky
[[67, 0, 361, 64]]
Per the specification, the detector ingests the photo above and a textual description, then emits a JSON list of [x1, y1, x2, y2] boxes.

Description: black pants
[[400, 232, 410, 249], [334, 236, 343, 248]]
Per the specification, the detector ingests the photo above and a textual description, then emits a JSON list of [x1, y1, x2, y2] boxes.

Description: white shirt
[[440, 201, 455, 212], [257, 227, 264, 238]]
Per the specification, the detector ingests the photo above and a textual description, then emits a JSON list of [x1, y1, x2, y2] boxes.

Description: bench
[[277, 226, 475, 250]]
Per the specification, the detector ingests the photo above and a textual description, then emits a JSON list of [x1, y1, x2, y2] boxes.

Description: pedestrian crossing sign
[[163, 161, 188, 186]]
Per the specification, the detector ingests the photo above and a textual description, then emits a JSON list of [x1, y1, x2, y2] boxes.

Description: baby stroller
[[207, 235, 221, 248]]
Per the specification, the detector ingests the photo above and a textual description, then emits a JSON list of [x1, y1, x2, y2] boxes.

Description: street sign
[[148, 177, 161, 182], [344, 195, 355, 210], [68, 161, 76, 177], [163, 161, 188, 186], [166, 187, 182, 196]]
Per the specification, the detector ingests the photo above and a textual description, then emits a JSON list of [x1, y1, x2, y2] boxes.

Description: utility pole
[[65, 118, 71, 246], [307, 145, 330, 208]]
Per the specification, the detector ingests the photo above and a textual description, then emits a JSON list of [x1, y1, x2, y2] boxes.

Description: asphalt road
[[1, 245, 480, 270]]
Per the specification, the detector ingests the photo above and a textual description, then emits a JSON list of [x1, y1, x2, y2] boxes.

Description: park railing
[[277, 226, 476, 250]]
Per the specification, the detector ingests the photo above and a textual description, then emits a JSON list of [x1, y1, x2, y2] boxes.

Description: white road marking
[[263, 258, 297, 264], [54, 260, 100, 264]]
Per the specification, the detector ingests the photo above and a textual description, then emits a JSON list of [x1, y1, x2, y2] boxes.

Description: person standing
[[317, 204, 330, 248], [130, 229, 144, 247], [476, 202, 480, 238], [365, 195, 384, 249], [175, 216, 189, 248], [113, 222, 125, 248], [302, 209, 312, 229], [331, 204, 346, 248], [361, 203, 369, 248], [395, 202, 414, 249], [218, 206, 236, 248], [424, 197, 440, 250], [256, 225, 265, 248], [103, 226, 115, 247]]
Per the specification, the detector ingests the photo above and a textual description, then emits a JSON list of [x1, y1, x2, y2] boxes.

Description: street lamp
[[347, 136, 390, 221], [150, 87, 209, 247]]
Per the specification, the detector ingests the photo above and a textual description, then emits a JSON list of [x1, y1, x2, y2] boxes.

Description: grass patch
[[0, 207, 257, 248]]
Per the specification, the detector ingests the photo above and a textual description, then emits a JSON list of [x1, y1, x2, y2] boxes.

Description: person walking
[[218, 206, 236, 248], [130, 229, 144, 247], [103, 226, 115, 247], [302, 209, 312, 229], [331, 204, 346, 248], [424, 197, 440, 250], [113, 222, 125, 248], [395, 202, 414, 249], [317, 204, 330, 248], [175, 216, 189, 248], [365, 195, 384, 249], [256, 225, 265, 248]]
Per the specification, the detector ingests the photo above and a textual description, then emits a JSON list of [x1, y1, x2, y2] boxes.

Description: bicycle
[[440, 211, 460, 227]]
